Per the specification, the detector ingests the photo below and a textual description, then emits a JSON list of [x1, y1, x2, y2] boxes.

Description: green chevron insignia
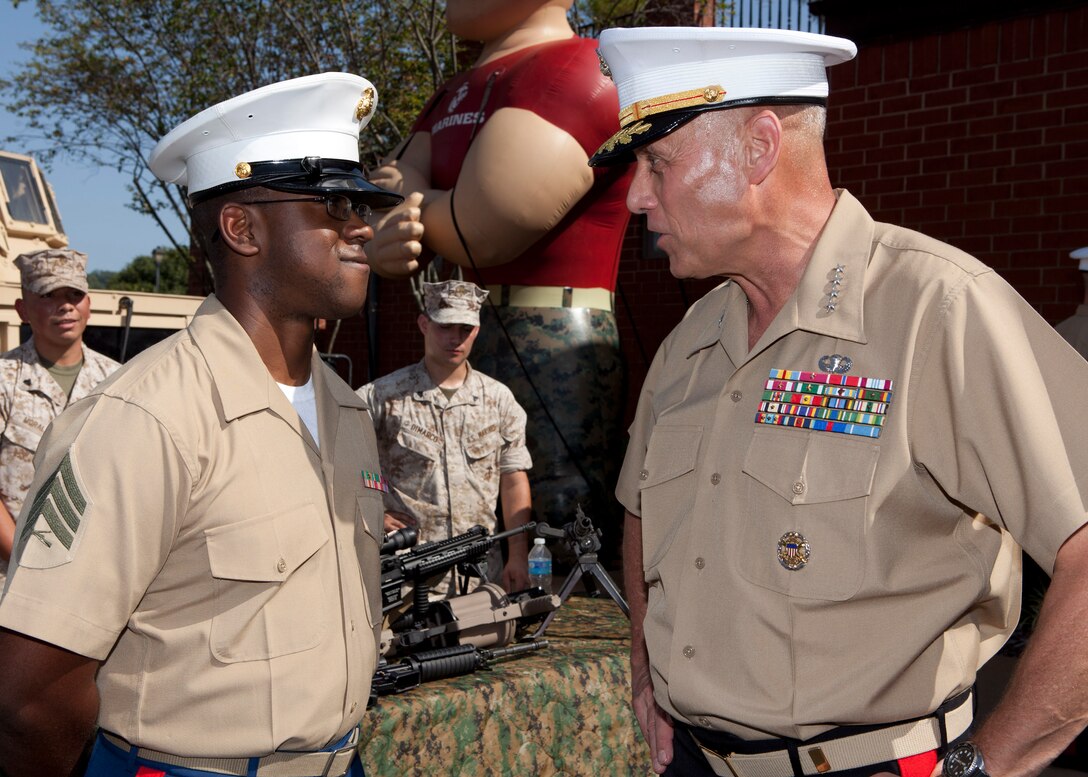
[[18, 452, 90, 565]]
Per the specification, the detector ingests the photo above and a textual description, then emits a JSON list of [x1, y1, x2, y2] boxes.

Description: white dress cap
[[149, 72, 399, 206], [1072, 246, 1088, 272], [590, 27, 857, 166]]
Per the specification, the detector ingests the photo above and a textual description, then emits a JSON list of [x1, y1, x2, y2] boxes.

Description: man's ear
[[744, 110, 783, 186], [14, 298, 27, 323], [417, 313, 430, 337], [218, 203, 261, 257]]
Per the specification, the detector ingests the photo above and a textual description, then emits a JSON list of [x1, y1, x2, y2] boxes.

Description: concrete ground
[[976, 653, 1087, 776]]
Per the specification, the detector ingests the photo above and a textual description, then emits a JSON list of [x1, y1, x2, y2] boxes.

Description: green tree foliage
[[107, 247, 191, 295], [2, 0, 456, 262]]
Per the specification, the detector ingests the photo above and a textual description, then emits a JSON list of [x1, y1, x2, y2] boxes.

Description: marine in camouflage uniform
[[357, 281, 533, 593], [0, 249, 120, 584]]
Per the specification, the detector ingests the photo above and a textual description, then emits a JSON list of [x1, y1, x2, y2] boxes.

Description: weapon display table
[[359, 594, 649, 776]]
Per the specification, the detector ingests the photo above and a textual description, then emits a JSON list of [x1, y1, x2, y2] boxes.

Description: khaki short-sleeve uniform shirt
[[616, 191, 1088, 740], [357, 360, 531, 542], [0, 338, 119, 582], [0, 296, 385, 757]]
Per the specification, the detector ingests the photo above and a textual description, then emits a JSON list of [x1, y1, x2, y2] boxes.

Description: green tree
[[107, 247, 191, 295], [2, 0, 456, 276]]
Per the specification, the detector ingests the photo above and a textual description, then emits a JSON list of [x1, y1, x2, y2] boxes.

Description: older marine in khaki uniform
[[358, 280, 533, 592], [591, 27, 1088, 777], [0, 248, 119, 584], [0, 73, 403, 777]]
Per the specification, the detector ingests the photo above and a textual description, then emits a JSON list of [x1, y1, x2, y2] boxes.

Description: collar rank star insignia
[[361, 470, 389, 493], [778, 531, 810, 570]]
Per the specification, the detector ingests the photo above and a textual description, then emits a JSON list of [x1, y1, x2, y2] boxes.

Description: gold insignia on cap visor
[[355, 87, 375, 121], [235, 162, 252, 179], [597, 120, 653, 154], [617, 85, 726, 128]]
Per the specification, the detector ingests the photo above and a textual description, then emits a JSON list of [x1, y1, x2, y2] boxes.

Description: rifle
[[380, 521, 559, 656], [380, 521, 536, 617], [369, 640, 550, 703]]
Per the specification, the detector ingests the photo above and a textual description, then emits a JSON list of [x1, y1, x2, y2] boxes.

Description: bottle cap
[[534, 537, 546, 545]]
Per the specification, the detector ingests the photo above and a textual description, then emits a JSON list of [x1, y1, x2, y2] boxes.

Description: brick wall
[[824, 4, 1088, 323]]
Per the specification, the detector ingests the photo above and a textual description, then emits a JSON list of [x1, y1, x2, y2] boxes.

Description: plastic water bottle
[[528, 537, 552, 593]]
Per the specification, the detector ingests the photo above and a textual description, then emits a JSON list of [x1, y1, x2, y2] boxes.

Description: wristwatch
[[943, 741, 990, 777]]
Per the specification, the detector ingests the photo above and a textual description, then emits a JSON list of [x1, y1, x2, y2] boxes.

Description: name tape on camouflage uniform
[[755, 368, 894, 439], [17, 451, 91, 568]]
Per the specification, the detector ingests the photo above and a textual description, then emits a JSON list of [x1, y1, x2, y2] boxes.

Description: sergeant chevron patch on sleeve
[[16, 451, 91, 568]]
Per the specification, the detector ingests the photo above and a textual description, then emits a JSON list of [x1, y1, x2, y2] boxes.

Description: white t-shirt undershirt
[[277, 376, 319, 448]]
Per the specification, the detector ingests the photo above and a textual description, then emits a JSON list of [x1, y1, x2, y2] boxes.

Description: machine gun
[[530, 505, 630, 639], [380, 521, 560, 657], [369, 640, 550, 704], [381, 522, 536, 614]]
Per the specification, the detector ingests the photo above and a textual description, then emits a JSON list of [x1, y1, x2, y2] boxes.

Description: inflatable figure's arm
[[422, 106, 594, 267], [366, 133, 433, 278]]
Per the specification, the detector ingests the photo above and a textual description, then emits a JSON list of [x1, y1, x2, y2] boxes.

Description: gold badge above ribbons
[[618, 85, 726, 127], [777, 531, 810, 570]]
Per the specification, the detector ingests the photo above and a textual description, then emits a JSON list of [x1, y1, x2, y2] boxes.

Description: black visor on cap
[[188, 157, 404, 209], [589, 96, 827, 167]]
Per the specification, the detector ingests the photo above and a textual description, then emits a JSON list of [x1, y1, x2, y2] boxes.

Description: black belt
[[687, 689, 973, 777]]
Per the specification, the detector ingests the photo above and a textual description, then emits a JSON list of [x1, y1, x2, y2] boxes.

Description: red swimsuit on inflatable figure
[[368, 0, 633, 552]]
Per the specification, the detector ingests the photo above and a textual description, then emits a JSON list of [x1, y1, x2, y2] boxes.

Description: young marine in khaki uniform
[[590, 27, 1088, 777], [357, 280, 533, 593], [0, 248, 119, 584], [0, 73, 402, 777]]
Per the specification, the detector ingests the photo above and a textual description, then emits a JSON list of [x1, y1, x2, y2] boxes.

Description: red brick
[[1003, 17, 1036, 62], [969, 25, 1000, 67], [1015, 110, 1060, 131], [1049, 52, 1088, 73], [968, 79, 1013, 103], [921, 153, 965, 173], [940, 30, 970, 72], [957, 235, 994, 254], [1047, 86, 1088, 109], [1044, 194, 1088, 214], [881, 159, 922, 178], [962, 182, 1012, 202], [924, 121, 969, 142], [1012, 179, 1061, 199], [960, 168, 997, 187], [949, 202, 997, 222], [912, 36, 941, 76], [995, 164, 1045, 183], [952, 135, 992, 156], [996, 94, 1046, 114], [996, 198, 1042, 218], [881, 95, 925, 115], [954, 66, 999, 87], [1013, 144, 1062, 165], [995, 128, 1043, 150], [883, 127, 926, 146], [1011, 216, 1054, 234], [909, 73, 952, 94], [884, 41, 912, 81], [1000, 269, 1044, 288], [1016, 73, 1065, 96], [913, 106, 952, 126], [880, 191, 922, 210], [866, 113, 908, 133], [864, 145, 906, 165], [968, 115, 1014, 137], [866, 80, 909, 101], [925, 87, 970, 109]]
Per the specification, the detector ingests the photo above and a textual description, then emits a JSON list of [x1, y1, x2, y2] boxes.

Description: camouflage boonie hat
[[14, 248, 90, 295], [422, 281, 489, 326]]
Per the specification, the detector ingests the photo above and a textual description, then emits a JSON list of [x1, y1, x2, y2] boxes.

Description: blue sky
[[0, 3, 182, 273]]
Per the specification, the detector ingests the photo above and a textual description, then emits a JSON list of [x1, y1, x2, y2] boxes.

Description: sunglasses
[[246, 193, 373, 223]]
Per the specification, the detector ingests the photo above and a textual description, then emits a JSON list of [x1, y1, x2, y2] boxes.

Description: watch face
[[945, 743, 980, 777]]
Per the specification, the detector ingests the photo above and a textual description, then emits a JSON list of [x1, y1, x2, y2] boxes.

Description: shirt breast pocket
[[205, 503, 330, 662], [640, 425, 702, 571], [2, 415, 45, 454], [738, 427, 880, 601]]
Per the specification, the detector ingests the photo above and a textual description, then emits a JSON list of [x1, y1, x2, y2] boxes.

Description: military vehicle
[[0, 149, 202, 361]]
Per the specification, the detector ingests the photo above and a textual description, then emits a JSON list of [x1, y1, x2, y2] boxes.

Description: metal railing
[[716, 0, 825, 33]]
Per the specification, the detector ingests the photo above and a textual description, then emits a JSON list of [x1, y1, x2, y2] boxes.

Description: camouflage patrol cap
[[14, 248, 90, 295], [422, 280, 489, 326]]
